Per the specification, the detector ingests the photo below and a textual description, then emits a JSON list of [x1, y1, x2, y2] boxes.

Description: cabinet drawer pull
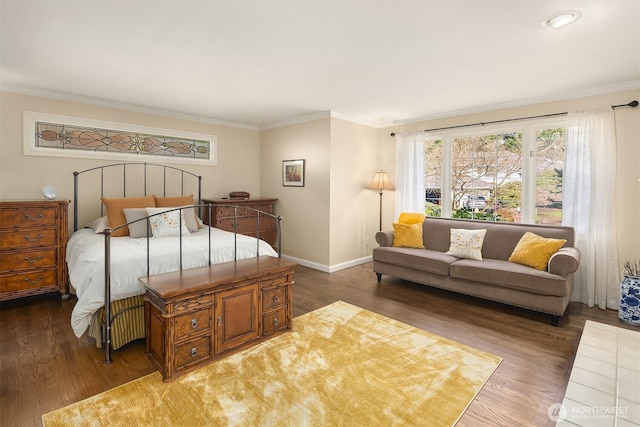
[[24, 234, 43, 242], [24, 275, 43, 285], [273, 295, 279, 302], [217, 316, 222, 327], [24, 255, 43, 263], [24, 213, 44, 222], [273, 318, 279, 326], [191, 347, 197, 357], [191, 319, 198, 329]]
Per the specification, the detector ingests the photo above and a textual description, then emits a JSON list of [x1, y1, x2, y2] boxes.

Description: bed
[[68, 162, 280, 363]]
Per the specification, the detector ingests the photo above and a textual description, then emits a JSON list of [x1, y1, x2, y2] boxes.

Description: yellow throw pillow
[[508, 232, 567, 271], [392, 222, 425, 249], [101, 195, 157, 237], [397, 212, 426, 225]]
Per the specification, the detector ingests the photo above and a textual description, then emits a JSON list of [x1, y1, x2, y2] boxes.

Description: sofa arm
[[548, 247, 580, 277], [375, 230, 395, 247]]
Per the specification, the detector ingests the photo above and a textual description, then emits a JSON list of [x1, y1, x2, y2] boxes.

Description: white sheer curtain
[[563, 107, 620, 309], [394, 132, 425, 219]]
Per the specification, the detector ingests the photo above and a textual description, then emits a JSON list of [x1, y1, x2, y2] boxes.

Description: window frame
[[424, 117, 567, 223]]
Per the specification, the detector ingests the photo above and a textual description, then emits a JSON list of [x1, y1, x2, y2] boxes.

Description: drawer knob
[[24, 275, 43, 285], [24, 213, 44, 222], [24, 234, 43, 242], [191, 319, 198, 329], [273, 295, 279, 302], [273, 318, 279, 326], [191, 347, 197, 357], [24, 255, 43, 263]]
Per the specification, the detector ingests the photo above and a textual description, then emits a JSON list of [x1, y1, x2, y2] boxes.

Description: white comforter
[[67, 226, 278, 337]]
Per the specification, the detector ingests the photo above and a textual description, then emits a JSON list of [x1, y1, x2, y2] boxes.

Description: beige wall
[[0, 91, 262, 233], [259, 117, 382, 271], [329, 118, 379, 267], [259, 119, 332, 267], [378, 88, 640, 274]]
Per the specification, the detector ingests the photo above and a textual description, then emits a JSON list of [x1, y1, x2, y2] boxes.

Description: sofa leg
[[551, 315, 560, 327], [375, 273, 382, 283]]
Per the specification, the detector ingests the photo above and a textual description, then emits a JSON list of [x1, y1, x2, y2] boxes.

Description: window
[[424, 121, 566, 224]]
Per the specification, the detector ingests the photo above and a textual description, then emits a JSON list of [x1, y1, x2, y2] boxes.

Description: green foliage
[[425, 202, 441, 217], [451, 209, 501, 221], [496, 181, 521, 209]]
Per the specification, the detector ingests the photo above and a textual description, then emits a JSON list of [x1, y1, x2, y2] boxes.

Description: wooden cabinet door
[[214, 283, 260, 354]]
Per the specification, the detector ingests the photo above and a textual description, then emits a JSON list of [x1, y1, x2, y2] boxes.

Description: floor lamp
[[368, 171, 395, 231]]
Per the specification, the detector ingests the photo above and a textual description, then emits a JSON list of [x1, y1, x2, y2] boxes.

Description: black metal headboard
[[72, 162, 202, 232]]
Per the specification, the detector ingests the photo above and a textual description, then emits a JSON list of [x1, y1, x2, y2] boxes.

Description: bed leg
[[376, 273, 382, 283], [551, 315, 560, 327]]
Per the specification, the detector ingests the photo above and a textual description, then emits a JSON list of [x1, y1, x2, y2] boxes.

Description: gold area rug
[[43, 301, 502, 426]]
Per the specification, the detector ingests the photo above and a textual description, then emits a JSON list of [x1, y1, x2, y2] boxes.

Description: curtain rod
[[389, 100, 639, 137]]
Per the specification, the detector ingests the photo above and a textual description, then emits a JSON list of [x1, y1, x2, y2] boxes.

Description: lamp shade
[[367, 171, 395, 191]]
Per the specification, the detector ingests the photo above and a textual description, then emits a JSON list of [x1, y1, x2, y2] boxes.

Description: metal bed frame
[[72, 162, 281, 363]]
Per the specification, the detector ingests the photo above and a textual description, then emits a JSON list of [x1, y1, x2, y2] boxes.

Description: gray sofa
[[373, 217, 580, 326]]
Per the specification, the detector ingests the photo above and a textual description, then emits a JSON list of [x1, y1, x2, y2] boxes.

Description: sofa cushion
[[392, 223, 425, 249], [373, 247, 457, 276], [449, 258, 567, 296]]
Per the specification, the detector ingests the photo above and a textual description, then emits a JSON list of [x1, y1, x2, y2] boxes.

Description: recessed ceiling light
[[542, 10, 582, 29]]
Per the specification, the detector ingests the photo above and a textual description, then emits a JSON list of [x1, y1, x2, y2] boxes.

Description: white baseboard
[[280, 254, 372, 273]]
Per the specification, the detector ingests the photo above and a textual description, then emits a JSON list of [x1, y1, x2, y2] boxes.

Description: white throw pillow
[[123, 208, 150, 238], [146, 207, 191, 238], [86, 216, 109, 234], [445, 228, 487, 260]]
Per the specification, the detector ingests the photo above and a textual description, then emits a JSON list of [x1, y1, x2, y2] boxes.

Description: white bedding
[[67, 226, 278, 337]]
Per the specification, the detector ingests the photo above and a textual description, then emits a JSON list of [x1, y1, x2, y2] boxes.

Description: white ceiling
[[1, 1, 639, 129]]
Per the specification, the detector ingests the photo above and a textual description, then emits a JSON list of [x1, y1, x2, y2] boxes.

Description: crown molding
[[0, 83, 260, 131], [261, 110, 385, 131], [398, 80, 640, 125], [329, 112, 383, 128], [260, 111, 333, 131]]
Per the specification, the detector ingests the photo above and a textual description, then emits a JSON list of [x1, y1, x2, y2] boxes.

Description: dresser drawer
[[262, 285, 288, 311], [214, 206, 252, 219], [175, 308, 211, 340], [175, 335, 212, 370], [262, 307, 288, 335], [0, 269, 58, 293], [0, 229, 57, 250], [0, 206, 57, 229], [217, 216, 264, 232], [0, 249, 57, 271]]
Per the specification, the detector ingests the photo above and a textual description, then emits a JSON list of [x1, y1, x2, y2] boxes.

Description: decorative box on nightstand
[[0, 200, 69, 301]]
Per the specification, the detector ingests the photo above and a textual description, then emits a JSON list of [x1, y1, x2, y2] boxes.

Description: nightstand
[[0, 200, 69, 301]]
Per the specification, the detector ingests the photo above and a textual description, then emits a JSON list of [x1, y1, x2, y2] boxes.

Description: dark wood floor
[[1, 262, 636, 427]]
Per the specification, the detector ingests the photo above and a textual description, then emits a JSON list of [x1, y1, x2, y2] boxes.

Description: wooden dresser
[[0, 200, 69, 301], [201, 198, 278, 247], [142, 256, 296, 382]]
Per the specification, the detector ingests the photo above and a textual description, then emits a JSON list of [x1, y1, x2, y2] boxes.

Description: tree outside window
[[423, 125, 566, 224]]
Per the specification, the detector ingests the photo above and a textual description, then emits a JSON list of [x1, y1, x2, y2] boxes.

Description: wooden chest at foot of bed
[[142, 256, 297, 382]]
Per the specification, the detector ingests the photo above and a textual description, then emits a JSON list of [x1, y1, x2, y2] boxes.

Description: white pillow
[[445, 228, 487, 260], [123, 208, 150, 238], [145, 207, 191, 238], [85, 216, 109, 234]]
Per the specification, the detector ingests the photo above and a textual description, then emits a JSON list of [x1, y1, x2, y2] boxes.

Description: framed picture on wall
[[282, 159, 305, 187]]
